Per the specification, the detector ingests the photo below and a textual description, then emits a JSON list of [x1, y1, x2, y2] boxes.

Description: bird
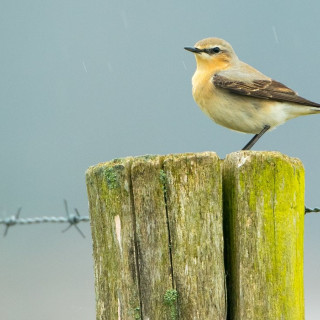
[[184, 37, 320, 150]]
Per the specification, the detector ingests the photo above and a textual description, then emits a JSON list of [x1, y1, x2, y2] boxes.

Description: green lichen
[[111, 158, 122, 164], [104, 167, 119, 189], [164, 289, 178, 320], [133, 306, 141, 319], [224, 152, 304, 319], [159, 169, 167, 192], [136, 154, 157, 161]]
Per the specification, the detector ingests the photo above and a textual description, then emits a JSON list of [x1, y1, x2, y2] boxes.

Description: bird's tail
[[310, 106, 320, 113]]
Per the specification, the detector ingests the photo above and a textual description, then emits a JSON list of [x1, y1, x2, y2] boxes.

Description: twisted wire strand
[[0, 200, 90, 237], [305, 207, 320, 214], [0, 204, 318, 237], [0, 216, 89, 225]]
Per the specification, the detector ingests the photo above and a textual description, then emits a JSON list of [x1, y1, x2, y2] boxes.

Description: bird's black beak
[[184, 47, 202, 54]]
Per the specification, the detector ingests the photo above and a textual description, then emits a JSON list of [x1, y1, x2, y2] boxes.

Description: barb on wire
[[0, 200, 90, 238], [62, 199, 86, 238], [2, 207, 22, 237], [305, 207, 320, 214]]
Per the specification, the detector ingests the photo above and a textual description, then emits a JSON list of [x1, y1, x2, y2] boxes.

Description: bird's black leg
[[242, 125, 270, 150]]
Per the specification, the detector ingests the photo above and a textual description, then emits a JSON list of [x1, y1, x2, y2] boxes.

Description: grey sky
[[1, 1, 320, 319]]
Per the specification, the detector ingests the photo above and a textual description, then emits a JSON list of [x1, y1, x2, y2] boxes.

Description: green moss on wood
[[133, 307, 141, 319], [223, 151, 304, 320], [159, 169, 167, 193], [162, 152, 225, 319], [164, 289, 178, 320], [104, 167, 118, 189], [86, 151, 303, 320], [86, 157, 140, 319]]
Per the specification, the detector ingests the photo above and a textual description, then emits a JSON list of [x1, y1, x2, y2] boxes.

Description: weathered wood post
[[223, 151, 304, 320], [86, 151, 304, 320], [86, 152, 225, 319]]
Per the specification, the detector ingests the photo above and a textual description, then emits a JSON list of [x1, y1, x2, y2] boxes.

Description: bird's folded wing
[[213, 74, 320, 107]]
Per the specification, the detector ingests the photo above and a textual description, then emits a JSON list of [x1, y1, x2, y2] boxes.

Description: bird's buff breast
[[191, 72, 291, 134]]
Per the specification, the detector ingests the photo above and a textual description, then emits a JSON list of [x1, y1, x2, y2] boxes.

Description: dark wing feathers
[[213, 75, 320, 108]]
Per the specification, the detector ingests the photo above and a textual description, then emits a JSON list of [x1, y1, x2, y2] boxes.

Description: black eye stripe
[[204, 47, 221, 54]]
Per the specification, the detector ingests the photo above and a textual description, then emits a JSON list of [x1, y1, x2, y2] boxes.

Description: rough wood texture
[[223, 151, 305, 320], [130, 155, 172, 319], [86, 151, 305, 320], [86, 157, 141, 320], [163, 152, 225, 319], [86, 152, 226, 319]]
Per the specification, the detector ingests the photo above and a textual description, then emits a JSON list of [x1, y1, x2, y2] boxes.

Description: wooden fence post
[[86, 151, 305, 320], [223, 151, 304, 320], [86, 152, 225, 319], [162, 153, 225, 318]]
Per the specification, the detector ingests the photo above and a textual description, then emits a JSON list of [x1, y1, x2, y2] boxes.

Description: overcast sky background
[[1, 1, 320, 319]]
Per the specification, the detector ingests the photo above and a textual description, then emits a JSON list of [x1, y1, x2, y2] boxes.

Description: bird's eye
[[207, 47, 221, 54]]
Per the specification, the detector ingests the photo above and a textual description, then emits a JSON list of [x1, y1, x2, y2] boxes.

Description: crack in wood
[[128, 162, 144, 320]]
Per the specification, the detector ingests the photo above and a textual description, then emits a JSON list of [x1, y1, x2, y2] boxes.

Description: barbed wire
[[0, 202, 318, 238], [305, 207, 320, 214], [0, 200, 89, 238]]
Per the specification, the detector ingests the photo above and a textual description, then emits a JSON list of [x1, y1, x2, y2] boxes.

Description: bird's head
[[184, 38, 238, 71]]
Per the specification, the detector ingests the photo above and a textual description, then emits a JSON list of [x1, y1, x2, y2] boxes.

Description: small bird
[[184, 38, 320, 150]]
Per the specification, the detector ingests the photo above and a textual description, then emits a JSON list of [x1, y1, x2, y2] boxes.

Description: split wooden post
[[86, 152, 225, 319], [86, 151, 305, 320], [223, 151, 305, 320]]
